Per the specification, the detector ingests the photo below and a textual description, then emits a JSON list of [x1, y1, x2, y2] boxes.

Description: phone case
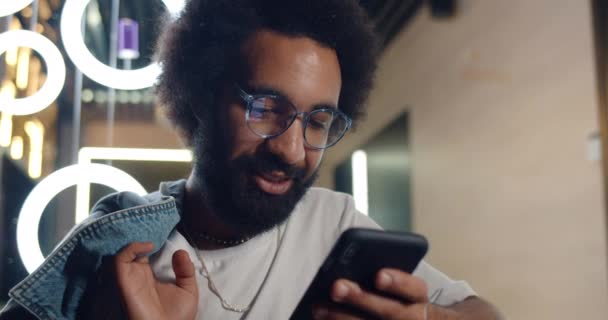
[[290, 228, 428, 319]]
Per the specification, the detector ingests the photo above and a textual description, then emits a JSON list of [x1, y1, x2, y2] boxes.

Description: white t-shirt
[[150, 187, 476, 319]]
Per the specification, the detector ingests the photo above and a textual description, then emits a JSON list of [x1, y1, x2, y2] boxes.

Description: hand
[[312, 268, 431, 320], [114, 242, 199, 320]]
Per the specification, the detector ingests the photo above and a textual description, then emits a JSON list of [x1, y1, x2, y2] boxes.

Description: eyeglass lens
[[247, 96, 348, 148]]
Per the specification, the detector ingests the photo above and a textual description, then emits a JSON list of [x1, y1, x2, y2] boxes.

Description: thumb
[[172, 250, 198, 297]]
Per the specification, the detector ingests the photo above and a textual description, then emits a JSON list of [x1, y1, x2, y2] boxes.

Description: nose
[[266, 119, 306, 166]]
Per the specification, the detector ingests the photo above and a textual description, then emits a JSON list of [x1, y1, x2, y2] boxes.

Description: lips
[[254, 171, 294, 195]]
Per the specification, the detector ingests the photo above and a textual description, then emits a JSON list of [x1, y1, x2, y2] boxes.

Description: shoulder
[[88, 190, 165, 220], [88, 180, 185, 220]]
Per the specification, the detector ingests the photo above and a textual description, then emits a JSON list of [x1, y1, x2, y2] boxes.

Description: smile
[[254, 172, 294, 195]]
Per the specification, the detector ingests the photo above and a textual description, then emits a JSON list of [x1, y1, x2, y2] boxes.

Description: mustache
[[232, 149, 307, 181]]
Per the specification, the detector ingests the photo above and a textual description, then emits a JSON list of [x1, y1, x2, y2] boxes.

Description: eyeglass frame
[[235, 83, 352, 150]]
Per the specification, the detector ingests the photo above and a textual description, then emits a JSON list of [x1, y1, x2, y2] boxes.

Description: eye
[[249, 98, 279, 118], [249, 106, 270, 118], [307, 111, 334, 130], [308, 119, 330, 130]]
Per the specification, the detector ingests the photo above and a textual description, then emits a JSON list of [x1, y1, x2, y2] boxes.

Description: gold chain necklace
[[180, 224, 282, 314]]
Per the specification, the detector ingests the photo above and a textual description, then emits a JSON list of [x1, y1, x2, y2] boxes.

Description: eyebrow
[[245, 83, 338, 111]]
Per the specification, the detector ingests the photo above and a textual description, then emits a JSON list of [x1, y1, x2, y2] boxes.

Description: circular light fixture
[[0, 0, 33, 17], [17, 163, 147, 274], [0, 30, 66, 115], [60, 0, 186, 90]]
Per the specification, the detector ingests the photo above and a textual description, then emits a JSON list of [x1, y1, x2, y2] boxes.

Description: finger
[[115, 242, 155, 264], [172, 250, 198, 297], [376, 268, 429, 303], [331, 279, 419, 320]]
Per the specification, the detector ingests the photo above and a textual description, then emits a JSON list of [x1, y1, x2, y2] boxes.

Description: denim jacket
[[0, 182, 184, 320]]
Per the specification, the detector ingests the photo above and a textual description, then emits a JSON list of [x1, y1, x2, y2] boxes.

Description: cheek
[[227, 105, 265, 159], [305, 149, 324, 174]]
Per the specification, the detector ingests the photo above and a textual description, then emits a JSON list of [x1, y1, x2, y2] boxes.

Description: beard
[[191, 124, 318, 237]]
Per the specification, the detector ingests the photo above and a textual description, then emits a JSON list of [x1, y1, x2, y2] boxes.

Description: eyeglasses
[[235, 84, 352, 150]]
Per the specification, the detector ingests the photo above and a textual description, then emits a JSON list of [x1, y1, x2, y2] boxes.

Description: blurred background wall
[[319, 0, 608, 318]]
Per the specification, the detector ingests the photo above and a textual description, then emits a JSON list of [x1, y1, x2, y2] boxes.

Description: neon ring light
[[17, 163, 147, 274], [0, 0, 33, 17], [0, 30, 66, 115], [60, 0, 186, 90]]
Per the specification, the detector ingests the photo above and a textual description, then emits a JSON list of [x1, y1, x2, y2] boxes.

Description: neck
[[182, 171, 249, 250]]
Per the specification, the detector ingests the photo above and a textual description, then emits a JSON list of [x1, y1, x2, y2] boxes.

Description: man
[[1, 0, 502, 319]]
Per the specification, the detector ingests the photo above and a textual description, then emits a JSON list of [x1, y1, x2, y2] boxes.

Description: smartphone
[[289, 228, 428, 319]]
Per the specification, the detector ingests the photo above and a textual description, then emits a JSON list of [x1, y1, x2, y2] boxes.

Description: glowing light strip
[[0, 113, 13, 147], [26, 57, 42, 96], [16, 48, 30, 90], [0, 30, 66, 115], [24, 120, 44, 179], [17, 163, 147, 273], [0, 81, 16, 147], [6, 19, 22, 67], [76, 147, 192, 223], [10, 136, 24, 159], [6, 46, 18, 67], [352, 150, 369, 215], [0, 0, 33, 17], [60, 0, 186, 90], [78, 147, 193, 163]]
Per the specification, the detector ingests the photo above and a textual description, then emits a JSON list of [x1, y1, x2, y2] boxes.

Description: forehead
[[240, 30, 342, 107]]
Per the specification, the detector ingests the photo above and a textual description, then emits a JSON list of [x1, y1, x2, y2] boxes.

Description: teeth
[[255, 174, 292, 195], [260, 173, 288, 182]]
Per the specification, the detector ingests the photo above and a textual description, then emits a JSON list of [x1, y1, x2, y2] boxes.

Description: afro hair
[[156, 0, 379, 146]]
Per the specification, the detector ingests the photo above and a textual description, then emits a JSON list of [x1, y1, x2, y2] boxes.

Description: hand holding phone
[[290, 228, 428, 319]]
